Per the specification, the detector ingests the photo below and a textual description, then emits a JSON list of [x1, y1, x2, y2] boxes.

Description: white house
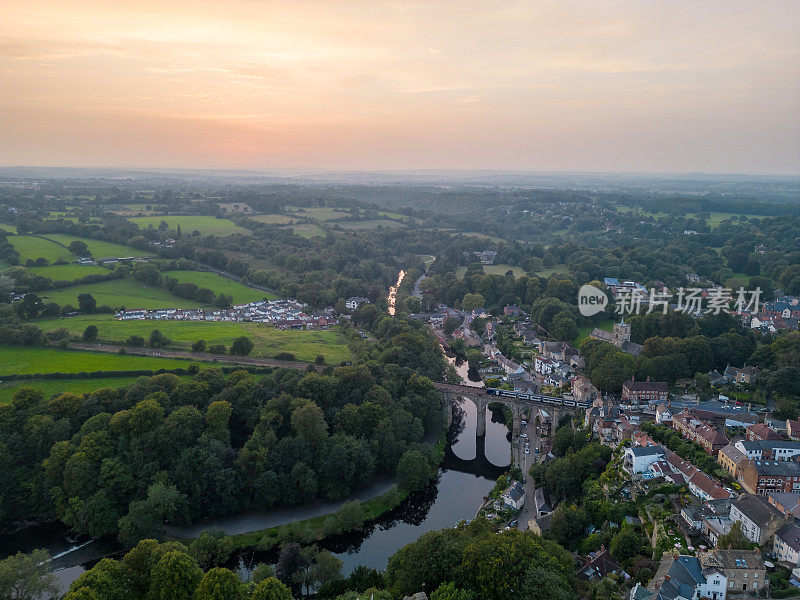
[[623, 445, 665, 474], [735, 440, 800, 462], [345, 297, 369, 311], [501, 482, 525, 511], [774, 523, 800, 566], [655, 403, 672, 425], [729, 494, 786, 545]]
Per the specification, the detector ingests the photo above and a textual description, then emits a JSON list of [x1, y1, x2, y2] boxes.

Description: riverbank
[[168, 432, 448, 553]]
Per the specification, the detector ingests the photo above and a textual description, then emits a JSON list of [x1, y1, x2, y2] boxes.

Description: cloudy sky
[[2, 0, 799, 173]]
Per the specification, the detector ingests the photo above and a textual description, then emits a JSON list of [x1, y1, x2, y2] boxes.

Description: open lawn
[[164, 270, 275, 303], [28, 263, 110, 280], [42, 278, 206, 309], [287, 207, 350, 221], [0, 375, 185, 404], [128, 216, 249, 236], [41, 233, 153, 258], [285, 223, 325, 238], [0, 344, 199, 376], [8, 235, 73, 263], [336, 219, 407, 230], [0, 223, 18, 233], [35, 315, 353, 363], [576, 318, 614, 346], [535, 264, 569, 277], [249, 214, 296, 224], [456, 264, 527, 278], [703, 212, 763, 227]]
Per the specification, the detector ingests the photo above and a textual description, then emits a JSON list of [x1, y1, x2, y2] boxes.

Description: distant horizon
[[2, 164, 799, 179]]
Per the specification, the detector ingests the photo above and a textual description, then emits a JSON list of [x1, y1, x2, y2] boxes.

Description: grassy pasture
[[41, 234, 152, 258], [336, 219, 408, 230], [28, 263, 109, 280], [535, 264, 569, 277], [287, 207, 350, 221], [164, 270, 275, 303], [35, 315, 353, 363], [9, 235, 73, 263], [42, 278, 206, 309], [0, 223, 17, 233], [129, 216, 249, 236], [0, 344, 197, 376], [0, 376, 188, 405], [249, 214, 296, 224], [285, 223, 325, 238], [456, 264, 527, 278]]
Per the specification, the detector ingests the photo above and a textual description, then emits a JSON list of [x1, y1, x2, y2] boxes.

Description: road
[[67, 342, 324, 371], [512, 418, 549, 531]]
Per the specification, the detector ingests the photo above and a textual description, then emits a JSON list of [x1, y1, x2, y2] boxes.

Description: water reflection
[[387, 270, 405, 316], [4, 399, 511, 587]]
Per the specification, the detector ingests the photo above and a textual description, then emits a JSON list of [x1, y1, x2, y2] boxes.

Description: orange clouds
[[1, 0, 799, 172]]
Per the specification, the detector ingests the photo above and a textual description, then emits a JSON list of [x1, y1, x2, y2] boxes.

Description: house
[[718, 444, 747, 477], [734, 440, 800, 461], [724, 365, 759, 385], [572, 376, 598, 404], [729, 494, 788, 545], [774, 523, 800, 567], [624, 445, 666, 474], [501, 481, 525, 510], [768, 492, 800, 518], [738, 459, 800, 496], [534, 355, 556, 374], [672, 411, 729, 453], [528, 513, 553, 535], [622, 380, 668, 404], [655, 403, 673, 425], [503, 304, 524, 317], [534, 487, 552, 516], [708, 369, 726, 386], [687, 471, 732, 502], [705, 549, 766, 595], [345, 297, 369, 311], [577, 546, 628, 582], [787, 420, 800, 440], [746, 423, 781, 442], [631, 553, 727, 600]]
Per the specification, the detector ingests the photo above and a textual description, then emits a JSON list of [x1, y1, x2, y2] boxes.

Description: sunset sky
[[2, 1, 799, 174]]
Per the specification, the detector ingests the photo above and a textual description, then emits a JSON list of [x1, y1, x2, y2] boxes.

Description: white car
[[520, 433, 528, 438], [524, 447, 530, 454]]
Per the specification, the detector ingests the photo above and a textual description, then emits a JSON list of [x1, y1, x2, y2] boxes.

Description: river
[[1, 389, 510, 592], [387, 270, 405, 316]]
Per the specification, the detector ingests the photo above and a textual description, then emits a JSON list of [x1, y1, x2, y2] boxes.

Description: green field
[[35, 315, 353, 363], [0, 223, 17, 233], [535, 264, 569, 277], [285, 223, 325, 238], [164, 270, 275, 303], [28, 263, 109, 280], [8, 235, 73, 263], [576, 319, 614, 346], [703, 212, 762, 227], [336, 219, 407, 230], [0, 344, 199, 376], [129, 216, 249, 236], [42, 278, 206, 309], [0, 376, 181, 405], [41, 233, 152, 258], [249, 214, 296, 224], [287, 207, 350, 221], [456, 264, 527, 278]]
